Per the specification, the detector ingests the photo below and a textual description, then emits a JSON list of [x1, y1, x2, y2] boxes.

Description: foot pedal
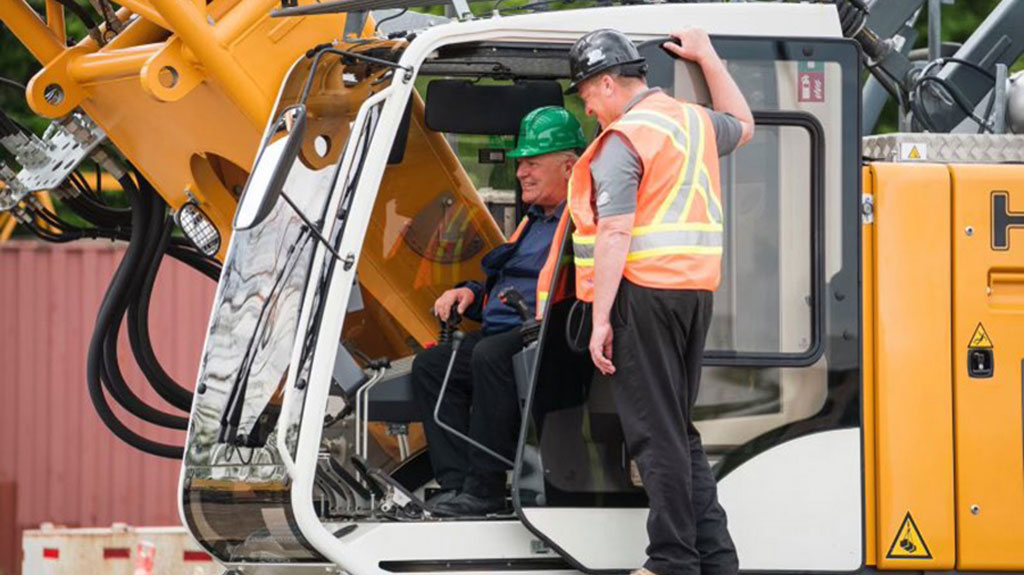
[[351, 455, 428, 517], [325, 454, 372, 502], [349, 455, 387, 500]]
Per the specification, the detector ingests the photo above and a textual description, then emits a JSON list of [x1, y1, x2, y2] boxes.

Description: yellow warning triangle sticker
[[908, 146, 921, 159], [886, 512, 932, 560], [968, 323, 993, 349]]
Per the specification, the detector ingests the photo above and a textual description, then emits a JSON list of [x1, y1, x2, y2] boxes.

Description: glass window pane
[[707, 125, 813, 354]]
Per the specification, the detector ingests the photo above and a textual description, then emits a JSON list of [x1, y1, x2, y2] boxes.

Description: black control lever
[[433, 331, 515, 469], [498, 287, 531, 321], [437, 304, 463, 346], [499, 287, 541, 346]]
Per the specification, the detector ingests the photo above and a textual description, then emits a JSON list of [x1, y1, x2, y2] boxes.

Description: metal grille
[[177, 202, 221, 256]]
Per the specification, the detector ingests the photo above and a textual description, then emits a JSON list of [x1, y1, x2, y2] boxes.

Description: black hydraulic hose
[[85, 174, 185, 459], [22, 221, 75, 243], [25, 205, 69, 231], [62, 188, 221, 281], [53, 0, 104, 45], [54, 0, 96, 28], [95, 179, 189, 429], [100, 328, 189, 428], [64, 194, 113, 226], [73, 192, 132, 226], [167, 246, 221, 281], [0, 76, 26, 93], [64, 195, 127, 230], [127, 199, 195, 412]]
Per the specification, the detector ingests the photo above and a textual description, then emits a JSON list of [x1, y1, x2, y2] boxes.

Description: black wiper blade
[[217, 227, 314, 445]]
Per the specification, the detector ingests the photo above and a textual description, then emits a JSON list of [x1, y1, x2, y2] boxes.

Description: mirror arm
[[299, 47, 411, 105], [278, 190, 348, 263]]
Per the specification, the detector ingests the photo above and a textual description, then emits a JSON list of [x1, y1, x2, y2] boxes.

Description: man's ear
[[562, 156, 574, 179]]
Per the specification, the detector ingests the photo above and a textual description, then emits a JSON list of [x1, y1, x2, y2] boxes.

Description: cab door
[[513, 36, 863, 573]]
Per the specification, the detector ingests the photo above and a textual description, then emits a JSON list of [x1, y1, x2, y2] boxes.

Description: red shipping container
[[0, 241, 216, 575]]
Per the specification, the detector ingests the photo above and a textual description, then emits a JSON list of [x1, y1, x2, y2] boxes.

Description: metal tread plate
[[863, 133, 1024, 164]]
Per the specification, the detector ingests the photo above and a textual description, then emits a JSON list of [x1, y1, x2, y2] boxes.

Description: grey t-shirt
[[591, 88, 743, 218]]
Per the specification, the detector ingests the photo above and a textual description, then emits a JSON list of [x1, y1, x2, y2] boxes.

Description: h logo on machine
[[992, 191, 1024, 251]]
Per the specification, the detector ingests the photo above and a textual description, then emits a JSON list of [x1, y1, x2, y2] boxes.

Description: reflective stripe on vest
[[572, 224, 723, 265]]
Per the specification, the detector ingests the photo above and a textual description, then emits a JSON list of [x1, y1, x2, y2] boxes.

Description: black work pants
[[609, 281, 738, 575], [411, 328, 524, 497]]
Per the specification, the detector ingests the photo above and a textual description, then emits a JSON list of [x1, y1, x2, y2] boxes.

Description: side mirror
[[234, 105, 308, 230]]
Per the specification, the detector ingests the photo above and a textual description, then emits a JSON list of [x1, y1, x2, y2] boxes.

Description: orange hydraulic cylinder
[[869, 163, 956, 570]]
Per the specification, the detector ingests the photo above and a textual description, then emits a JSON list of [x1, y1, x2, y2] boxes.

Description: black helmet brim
[[564, 59, 648, 95]]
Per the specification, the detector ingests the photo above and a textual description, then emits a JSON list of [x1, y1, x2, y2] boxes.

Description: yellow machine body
[[2, 0, 351, 256], [863, 159, 1024, 571]]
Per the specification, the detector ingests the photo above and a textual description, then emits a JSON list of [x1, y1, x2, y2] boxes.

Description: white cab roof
[[402, 3, 842, 66]]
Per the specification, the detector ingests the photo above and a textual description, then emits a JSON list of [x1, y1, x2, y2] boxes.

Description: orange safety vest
[[536, 91, 724, 312], [508, 215, 530, 243], [535, 210, 572, 319]]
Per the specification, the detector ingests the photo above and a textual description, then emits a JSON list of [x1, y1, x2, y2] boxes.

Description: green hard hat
[[508, 106, 586, 159]]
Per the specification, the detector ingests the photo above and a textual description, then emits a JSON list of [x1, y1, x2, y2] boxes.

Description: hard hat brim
[[564, 58, 646, 95], [507, 144, 575, 159]]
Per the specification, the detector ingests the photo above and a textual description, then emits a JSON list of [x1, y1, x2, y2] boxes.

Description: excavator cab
[[180, 4, 864, 573]]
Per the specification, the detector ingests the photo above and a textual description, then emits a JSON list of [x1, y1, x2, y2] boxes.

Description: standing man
[[412, 106, 585, 517], [564, 28, 754, 575]]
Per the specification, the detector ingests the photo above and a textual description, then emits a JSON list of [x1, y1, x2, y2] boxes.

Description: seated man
[[412, 106, 584, 517]]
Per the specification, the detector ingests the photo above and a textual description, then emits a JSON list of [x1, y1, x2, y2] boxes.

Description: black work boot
[[425, 488, 459, 510], [430, 492, 507, 517]]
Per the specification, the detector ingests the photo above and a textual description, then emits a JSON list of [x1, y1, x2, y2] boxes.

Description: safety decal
[[886, 512, 932, 560], [968, 323, 993, 349], [900, 143, 927, 161], [797, 61, 825, 103]]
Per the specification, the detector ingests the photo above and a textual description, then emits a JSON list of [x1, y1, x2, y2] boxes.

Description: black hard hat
[[566, 29, 647, 94]]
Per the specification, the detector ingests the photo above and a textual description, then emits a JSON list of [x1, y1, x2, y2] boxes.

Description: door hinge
[[861, 194, 874, 224]]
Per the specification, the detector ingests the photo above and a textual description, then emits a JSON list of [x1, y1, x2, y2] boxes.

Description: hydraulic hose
[[127, 193, 195, 412], [170, 249, 221, 281], [63, 195, 116, 228], [95, 176, 188, 429], [67, 192, 132, 229], [60, 188, 221, 280], [45, 164, 220, 456], [53, 0, 105, 45], [85, 173, 185, 458]]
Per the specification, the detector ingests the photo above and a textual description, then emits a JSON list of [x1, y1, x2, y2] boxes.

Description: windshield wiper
[[217, 227, 315, 445]]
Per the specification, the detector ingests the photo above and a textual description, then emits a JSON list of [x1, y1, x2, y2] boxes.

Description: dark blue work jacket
[[461, 203, 564, 335]]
